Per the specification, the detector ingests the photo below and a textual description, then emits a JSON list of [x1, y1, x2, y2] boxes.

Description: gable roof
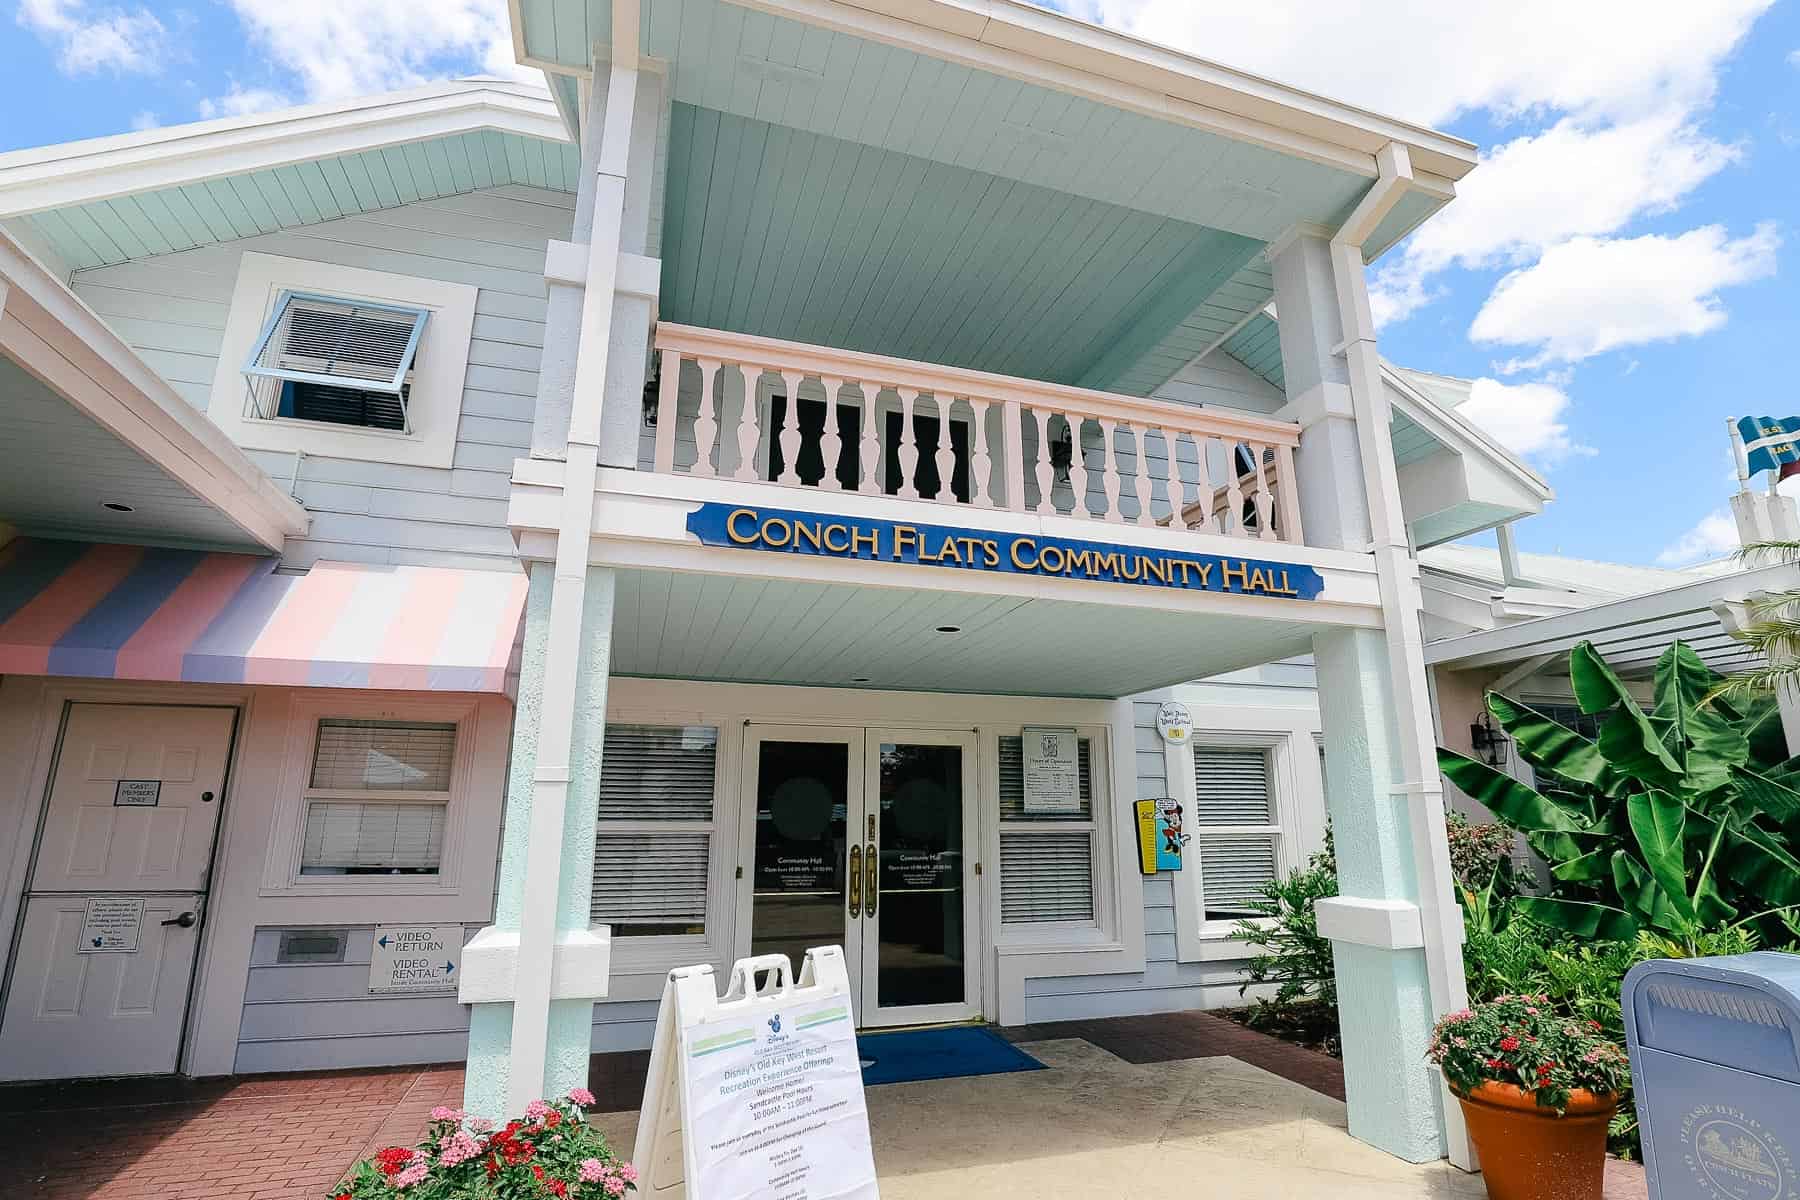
[[0, 79, 577, 273]]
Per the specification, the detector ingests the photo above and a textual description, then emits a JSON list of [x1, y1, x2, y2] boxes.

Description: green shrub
[[1233, 839, 1338, 1049]]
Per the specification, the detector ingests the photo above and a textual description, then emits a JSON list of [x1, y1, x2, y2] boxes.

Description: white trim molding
[[458, 926, 613, 1004], [1315, 897, 1425, 951]]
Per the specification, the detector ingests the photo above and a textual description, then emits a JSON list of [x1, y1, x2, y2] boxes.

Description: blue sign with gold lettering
[[684, 504, 1324, 600]]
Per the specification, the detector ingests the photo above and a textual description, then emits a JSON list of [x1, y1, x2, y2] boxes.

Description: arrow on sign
[[377, 935, 391, 948], [444, 961, 456, 974]]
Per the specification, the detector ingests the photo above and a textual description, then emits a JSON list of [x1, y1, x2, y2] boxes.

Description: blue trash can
[[1622, 952, 1800, 1200]]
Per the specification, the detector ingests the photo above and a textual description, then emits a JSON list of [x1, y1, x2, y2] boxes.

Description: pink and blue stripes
[[0, 539, 525, 693]]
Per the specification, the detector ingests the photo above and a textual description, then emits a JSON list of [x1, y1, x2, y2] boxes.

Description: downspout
[[1328, 143, 1476, 1169]]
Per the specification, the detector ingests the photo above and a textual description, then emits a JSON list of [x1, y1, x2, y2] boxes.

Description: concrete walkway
[[0, 1010, 1647, 1199]]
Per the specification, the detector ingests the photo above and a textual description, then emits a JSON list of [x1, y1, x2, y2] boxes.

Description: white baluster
[[858, 383, 882, 495], [1002, 399, 1027, 513], [1031, 409, 1054, 515], [1132, 424, 1154, 527], [778, 370, 804, 486], [1100, 418, 1123, 524], [734, 363, 762, 482], [693, 358, 722, 478], [1190, 433, 1215, 534], [820, 375, 845, 492], [971, 398, 995, 508], [653, 348, 679, 473], [1066, 413, 1088, 517], [934, 395, 958, 503], [896, 388, 921, 500], [1166, 430, 1188, 532], [1224, 439, 1247, 536], [1274, 443, 1304, 544], [1250, 442, 1276, 540]]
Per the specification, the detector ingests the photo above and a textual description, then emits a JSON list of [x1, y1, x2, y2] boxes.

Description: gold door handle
[[865, 842, 878, 918], [848, 843, 862, 918]]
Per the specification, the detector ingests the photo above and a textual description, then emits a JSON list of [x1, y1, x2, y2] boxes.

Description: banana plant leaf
[[1570, 642, 1686, 790], [1610, 850, 1687, 936], [1627, 790, 1696, 923], [1550, 845, 1612, 883], [1437, 749, 1588, 834], [1516, 896, 1640, 941], [1722, 823, 1800, 906], [1652, 642, 1749, 790], [1732, 766, 1800, 823], [1486, 693, 1618, 790]]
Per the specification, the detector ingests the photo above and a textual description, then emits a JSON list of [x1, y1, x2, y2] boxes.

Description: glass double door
[[745, 727, 979, 1028]]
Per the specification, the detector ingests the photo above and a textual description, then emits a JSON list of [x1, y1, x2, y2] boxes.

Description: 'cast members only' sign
[[686, 503, 1325, 600]]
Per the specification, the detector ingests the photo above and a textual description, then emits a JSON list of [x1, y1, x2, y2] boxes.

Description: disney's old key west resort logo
[[1684, 1105, 1794, 1200]]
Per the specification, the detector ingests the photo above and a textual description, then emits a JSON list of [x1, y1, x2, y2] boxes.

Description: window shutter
[[302, 801, 446, 871], [1195, 835, 1278, 914], [591, 833, 710, 930], [311, 720, 456, 791], [242, 291, 429, 426], [598, 725, 718, 819], [1193, 748, 1273, 824], [997, 735, 1093, 820], [1000, 831, 1094, 922]]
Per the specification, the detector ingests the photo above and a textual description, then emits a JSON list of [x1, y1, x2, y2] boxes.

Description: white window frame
[[599, 708, 739, 985], [990, 722, 1117, 949], [1169, 706, 1324, 963], [206, 252, 476, 468], [261, 693, 482, 897]]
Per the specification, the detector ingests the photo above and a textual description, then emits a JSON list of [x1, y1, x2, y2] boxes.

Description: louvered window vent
[[242, 290, 429, 433]]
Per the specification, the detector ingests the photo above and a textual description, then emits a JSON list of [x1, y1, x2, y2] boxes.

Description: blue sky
[[3, 1, 1797, 568]]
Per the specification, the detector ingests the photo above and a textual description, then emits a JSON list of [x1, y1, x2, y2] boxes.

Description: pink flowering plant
[[333, 1090, 637, 1200], [1427, 994, 1630, 1113]]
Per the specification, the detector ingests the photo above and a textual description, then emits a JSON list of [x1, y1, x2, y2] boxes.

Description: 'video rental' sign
[[685, 504, 1324, 600]]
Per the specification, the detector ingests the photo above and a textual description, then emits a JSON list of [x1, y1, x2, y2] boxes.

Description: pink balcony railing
[[646, 323, 1304, 545]]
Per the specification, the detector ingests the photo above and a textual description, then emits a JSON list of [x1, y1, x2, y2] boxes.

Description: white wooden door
[[0, 704, 235, 1080]]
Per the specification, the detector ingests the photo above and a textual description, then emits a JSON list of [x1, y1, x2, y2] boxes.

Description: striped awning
[[0, 539, 527, 692]]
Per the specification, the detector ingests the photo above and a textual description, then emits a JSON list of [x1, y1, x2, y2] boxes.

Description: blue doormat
[[856, 1026, 1045, 1087]]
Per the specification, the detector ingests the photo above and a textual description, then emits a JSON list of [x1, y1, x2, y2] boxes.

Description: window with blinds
[[592, 724, 718, 938], [299, 719, 456, 876], [998, 734, 1096, 924], [1194, 747, 1281, 921], [242, 291, 428, 432]]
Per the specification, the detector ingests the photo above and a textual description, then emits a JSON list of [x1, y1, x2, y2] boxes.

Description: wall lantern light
[[1469, 710, 1510, 767]]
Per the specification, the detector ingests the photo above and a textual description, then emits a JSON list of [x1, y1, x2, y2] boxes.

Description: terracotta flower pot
[[1457, 1082, 1618, 1200]]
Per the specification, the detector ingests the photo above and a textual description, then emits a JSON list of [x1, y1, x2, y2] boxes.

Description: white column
[[463, 27, 657, 1116], [1269, 148, 1473, 1167]]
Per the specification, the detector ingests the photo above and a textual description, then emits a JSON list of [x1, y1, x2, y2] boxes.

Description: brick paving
[[0, 1012, 1646, 1199]]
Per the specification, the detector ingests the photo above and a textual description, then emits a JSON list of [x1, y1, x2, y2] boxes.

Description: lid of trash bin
[[1623, 952, 1800, 1084]]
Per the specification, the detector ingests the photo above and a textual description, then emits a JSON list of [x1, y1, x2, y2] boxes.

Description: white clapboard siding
[[70, 186, 572, 571], [1020, 699, 1261, 1025]]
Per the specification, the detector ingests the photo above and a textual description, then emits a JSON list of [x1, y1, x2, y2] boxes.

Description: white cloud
[[17, 0, 168, 74], [1064, 1, 1771, 126], [1657, 509, 1739, 565], [218, 0, 533, 102], [129, 110, 160, 131], [1469, 223, 1781, 368], [197, 85, 292, 120], [1457, 377, 1594, 466]]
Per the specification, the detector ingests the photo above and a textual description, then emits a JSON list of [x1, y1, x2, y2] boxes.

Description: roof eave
[[0, 80, 569, 218], [0, 229, 309, 551]]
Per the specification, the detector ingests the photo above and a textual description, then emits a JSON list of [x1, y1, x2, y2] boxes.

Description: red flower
[[375, 1147, 415, 1177], [1498, 1037, 1520, 1053], [544, 1109, 563, 1129], [548, 1180, 569, 1197], [533, 1165, 546, 1181]]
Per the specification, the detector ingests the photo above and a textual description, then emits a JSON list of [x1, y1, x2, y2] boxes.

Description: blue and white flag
[[1738, 416, 1800, 477]]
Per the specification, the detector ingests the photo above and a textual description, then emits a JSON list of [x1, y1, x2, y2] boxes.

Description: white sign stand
[[634, 946, 879, 1200]]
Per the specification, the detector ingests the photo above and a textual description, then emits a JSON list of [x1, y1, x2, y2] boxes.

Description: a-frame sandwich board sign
[[633, 945, 879, 1200]]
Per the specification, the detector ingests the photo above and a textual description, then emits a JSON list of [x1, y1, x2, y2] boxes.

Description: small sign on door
[[113, 780, 161, 807], [369, 925, 464, 993], [78, 896, 145, 953]]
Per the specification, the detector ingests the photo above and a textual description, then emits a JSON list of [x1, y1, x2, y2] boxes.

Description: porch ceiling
[[0, 356, 262, 549], [608, 566, 1321, 697], [661, 104, 1267, 389]]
